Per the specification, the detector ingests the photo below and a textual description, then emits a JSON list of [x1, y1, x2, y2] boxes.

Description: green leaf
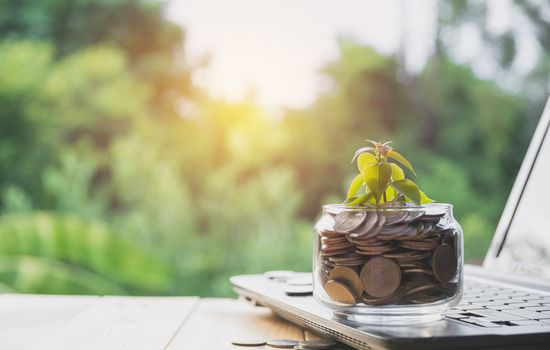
[[347, 192, 374, 206], [357, 152, 376, 173], [390, 163, 404, 181], [420, 190, 434, 204], [363, 162, 392, 204], [346, 174, 364, 198], [391, 179, 421, 205], [388, 150, 416, 176], [385, 186, 396, 201], [351, 147, 375, 163]]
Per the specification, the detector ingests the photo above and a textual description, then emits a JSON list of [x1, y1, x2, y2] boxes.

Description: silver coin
[[265, 270, 295, 281], [286, 276, 313, 286], [284, 285, 313, 296], [231, 338, 267, 346], [298, 339, 338, 349], [266, 339, 300, 348]]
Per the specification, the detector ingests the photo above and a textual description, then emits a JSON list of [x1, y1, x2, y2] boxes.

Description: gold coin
[[384, 250, 431, 262], [360, 257, 401, 298], [404, 283, 439, 296], [324, 280, 356, 304], [329, 266, 363, 296], [328, 254, 368, 266], [361, 285, 404, 306], [398, 238, 439, 250], [432, 244, 458, 283]]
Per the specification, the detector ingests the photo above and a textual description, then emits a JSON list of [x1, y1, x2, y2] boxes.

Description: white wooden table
[[0, 294, 327, 350]]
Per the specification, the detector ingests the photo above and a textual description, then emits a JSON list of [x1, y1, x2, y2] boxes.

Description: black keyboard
[[446, 280, 550, 327]]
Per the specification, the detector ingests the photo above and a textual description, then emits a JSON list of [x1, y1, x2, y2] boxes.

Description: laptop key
[[523, 296, 546, 301], [511, 320, 547, 327], [470, 298, 494, 303], [504, 309, 550, 320], [471, 309, 527, 321], [525, 306, 550, 312], [486, 304, 520, 311], [459, 304, 486, 311], [491, 296, 513, 301], [462, 319, 502, 328], [516, 302, 543, 308], [471, 301, 504, 306], [446, 314, 471, 320], [505, 301, 540, 307], [510, 293, 530, 298]]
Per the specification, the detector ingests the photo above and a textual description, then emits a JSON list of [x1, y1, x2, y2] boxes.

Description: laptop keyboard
[[446, 280, 550, 327]]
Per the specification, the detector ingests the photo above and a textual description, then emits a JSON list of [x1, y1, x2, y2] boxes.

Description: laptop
[[231, 97, 550, 350]]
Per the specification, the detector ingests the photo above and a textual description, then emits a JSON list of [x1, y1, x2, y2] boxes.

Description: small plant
[[344, 140, 433, 206]]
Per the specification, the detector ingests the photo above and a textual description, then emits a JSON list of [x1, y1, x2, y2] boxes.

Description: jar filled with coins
[[313, 203, 463, 324]]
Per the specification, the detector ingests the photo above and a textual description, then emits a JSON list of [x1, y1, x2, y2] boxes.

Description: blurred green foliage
[[0, 1, 548, 296]]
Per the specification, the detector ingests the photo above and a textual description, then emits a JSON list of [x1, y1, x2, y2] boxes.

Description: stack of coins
[[316, 208, 459, 306], [231, 338, 337, 349]]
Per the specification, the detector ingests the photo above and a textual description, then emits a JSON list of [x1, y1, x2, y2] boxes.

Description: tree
[[0, 0, 193, 118]]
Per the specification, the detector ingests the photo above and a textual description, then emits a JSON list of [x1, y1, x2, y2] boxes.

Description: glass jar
[[313, 203, 463, 324]]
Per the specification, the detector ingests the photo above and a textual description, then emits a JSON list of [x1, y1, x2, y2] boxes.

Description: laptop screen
[[494, 118, 550, 281]]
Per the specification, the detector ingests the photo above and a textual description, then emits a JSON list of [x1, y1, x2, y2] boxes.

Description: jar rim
[[322, 203, 453, 211]]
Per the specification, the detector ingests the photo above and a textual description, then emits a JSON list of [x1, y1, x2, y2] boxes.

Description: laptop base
[[231, 268, 550, 350]]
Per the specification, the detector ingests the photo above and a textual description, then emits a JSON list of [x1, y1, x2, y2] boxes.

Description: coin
[[320, 236, 348, 244], [355, 244, 395, 255], [333, 211, 366, 233], [298, 339, 337, 349], [347, 212, 378, 238], [377, 224, 417, 240], [231, 338, 267, 346], [362, 285, 404, 305], [329, 266, 363, 296], [398, 237, 439, 250], [322, 251, 354, 258], [404, 282, 439, 296], [266, 339, 300, 348], [328, 254, 368, 266], [319, 230, 346, 238], [360, 257, 401, 298], [402, 268, 433, 276], [324, 280, 356, 304], [369, 212, 386, 236], [382, 210, 409, 225], [286, 276, 313, 286], [383, 250, 431, 262], [404, 210, 424, 222], [321, 241, 353, 251], [420, 215, 443, 223], [265, 270, 295, 281], [285, 285, 313, 296], [432, 244, 457, 283]]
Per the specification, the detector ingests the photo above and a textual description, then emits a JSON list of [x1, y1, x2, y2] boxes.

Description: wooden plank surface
[[167, 298, 306, 349], [31, 296, 199, 350], [0, 294, 98, 350], [0, 295, 336, 350]]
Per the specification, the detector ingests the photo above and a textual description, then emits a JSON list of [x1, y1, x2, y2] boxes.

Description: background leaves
[[0, 0, 548, 295]]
